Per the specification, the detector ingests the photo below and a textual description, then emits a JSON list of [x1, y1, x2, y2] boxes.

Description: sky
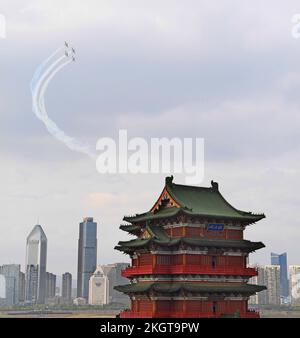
[[0, 0, 300, 277]]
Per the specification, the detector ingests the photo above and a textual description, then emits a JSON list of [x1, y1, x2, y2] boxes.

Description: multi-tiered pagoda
[[115, 176, 266, 318]]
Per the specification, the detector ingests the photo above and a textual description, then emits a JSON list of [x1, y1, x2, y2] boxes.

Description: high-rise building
[[271, 252, 289, 299], [25, 224, 47, 304], [101, 263, 129, 305], [19, 271, 25, 303], [115, 177, 266, 318], [249, 265, 280, 305], [62, 272, 72, 303], [77, 217, 97, 300], [0, 274, 5, 305], [25, 265, 38, 303], [249, 265, 268, 305], [88, 266, 109, 305], [289, 265, 300, 305], [45, 272, 56, 300], [257, 266, 268, 305], [265, 265, 281, 305], [0, 264, 20, 306]]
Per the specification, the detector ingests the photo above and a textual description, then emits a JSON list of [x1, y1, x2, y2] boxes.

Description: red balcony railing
[[122, 265, 257, 278]]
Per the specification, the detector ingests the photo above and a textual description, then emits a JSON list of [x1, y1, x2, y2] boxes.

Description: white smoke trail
[[32, 55, 66, 116], [31, 47, 96, 159], [30, 47, 63, 93]]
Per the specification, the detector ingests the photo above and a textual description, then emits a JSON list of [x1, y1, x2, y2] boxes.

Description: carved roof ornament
[[211, 180, 219, 191]]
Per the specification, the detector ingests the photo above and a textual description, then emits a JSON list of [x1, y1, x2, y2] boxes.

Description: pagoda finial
[[165, 176, 174, 186], [211, 180, 219, 191]]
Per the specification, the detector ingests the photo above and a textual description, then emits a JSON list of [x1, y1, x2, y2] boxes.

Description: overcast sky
[[0, 0, 300, 277]]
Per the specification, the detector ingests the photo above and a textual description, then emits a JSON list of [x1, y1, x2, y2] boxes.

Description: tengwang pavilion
[[115, 176, 266, 318]]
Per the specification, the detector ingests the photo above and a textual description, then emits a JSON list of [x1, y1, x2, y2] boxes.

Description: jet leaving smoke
[[31, 45, 97, 159]]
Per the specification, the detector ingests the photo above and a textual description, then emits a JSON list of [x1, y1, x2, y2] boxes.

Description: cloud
[[86, 192, 125, 207]]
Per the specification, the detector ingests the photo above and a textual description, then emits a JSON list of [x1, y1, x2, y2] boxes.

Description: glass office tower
[[271, 252, 289, 299], [77, 217, 97, 300], [25, 224, 47, 304]]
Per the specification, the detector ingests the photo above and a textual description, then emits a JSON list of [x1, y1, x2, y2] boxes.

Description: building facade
[[289, 265, 300, 305], [45, 272, 56, 300], [25, 265, 38, 303], [19, 271, 25, 303], [101, 263, 129, 305], [0, 264, 20, 306], [25, 224, 47, 304], [115, 177, 266, 318], [88, 266, 109, 305], [271, 252, 289, 299], [77, 217, 97, 300], [264, 265, 281, 305], [62, 272, 72, 303], [0, 274, 5, 305], [249, 265, 281, 305]]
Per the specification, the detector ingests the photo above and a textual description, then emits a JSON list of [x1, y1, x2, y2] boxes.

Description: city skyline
[[1, 0, 300, 277], [0, 219, 298, 308], [0, 218, 297, 278]]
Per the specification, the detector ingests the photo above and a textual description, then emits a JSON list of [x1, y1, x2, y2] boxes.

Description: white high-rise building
[[249, 265, 280, 305], [88, 266, 109, 306], [0, 264, 20, 306], [264, 265, 281, 305], [25, 224, 47, 304], [289, 265, 300, 305]]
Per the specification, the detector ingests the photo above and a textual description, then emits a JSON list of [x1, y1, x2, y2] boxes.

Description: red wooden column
[[152, 254, 156, 268]]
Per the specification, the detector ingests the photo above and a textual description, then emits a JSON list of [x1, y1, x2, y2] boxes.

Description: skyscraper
[[0, 264, 20, 306], [62, 272, 72, 304], [271, 252, 289, 299], [77, 217, 97, 300], [249, 265, 280, 305], [265, 265, 281, 305], [101, 263, 129, 305], [25, 224, 47, 304], [25, 265, 38, 303], [88, 266, 109, 305], [19, 271, 25, 303], [289, 265, 300, 305], [45, 272, 56, 300]]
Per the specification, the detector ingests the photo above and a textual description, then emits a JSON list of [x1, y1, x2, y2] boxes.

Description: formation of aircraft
[[65, 41, 76, 62]]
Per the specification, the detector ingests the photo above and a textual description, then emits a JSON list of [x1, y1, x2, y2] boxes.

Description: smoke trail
[[31, 47, 96, 159], [37, 58, 97, 158], [32, 55, 66, 115], [30, 47, 63, 93]]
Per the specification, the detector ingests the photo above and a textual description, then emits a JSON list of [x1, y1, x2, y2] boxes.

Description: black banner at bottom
[[0, 318, 297, 336]]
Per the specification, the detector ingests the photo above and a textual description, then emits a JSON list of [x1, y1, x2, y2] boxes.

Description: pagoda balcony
[[122, 265, 257, 278], [120, 310, 260, 318]]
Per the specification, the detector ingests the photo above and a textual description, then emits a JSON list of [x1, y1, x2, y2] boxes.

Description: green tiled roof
[[119, 225, 141, 234], [115, 236, 265, 253], [115, 282, 266, 295], [124, 177, 265, 223]]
